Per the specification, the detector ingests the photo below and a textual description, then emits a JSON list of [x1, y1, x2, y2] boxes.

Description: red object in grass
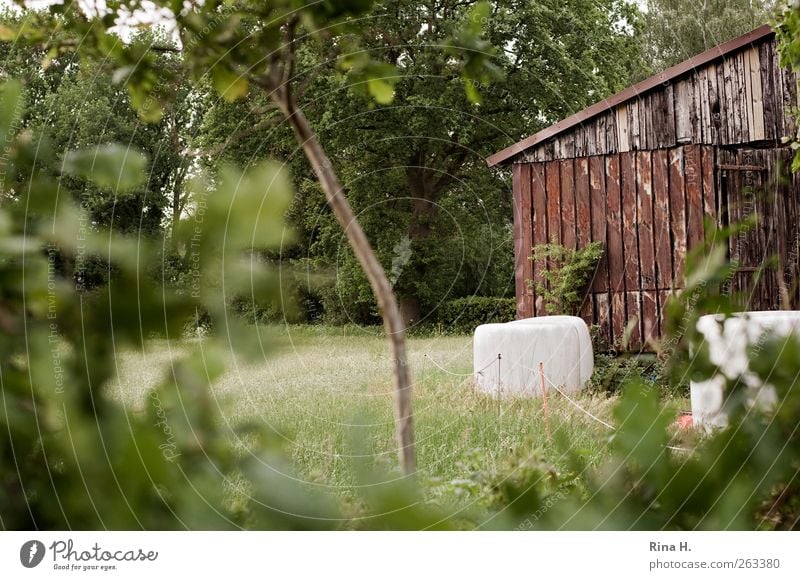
[[677, 414, 693, 429]]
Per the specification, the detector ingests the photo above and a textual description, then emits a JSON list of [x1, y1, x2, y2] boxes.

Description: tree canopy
[[642, 0, 776, 72]]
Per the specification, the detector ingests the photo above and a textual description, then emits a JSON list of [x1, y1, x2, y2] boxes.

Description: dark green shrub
[[433, 296, 516, 334], [589, 353, 674, 396], [530, 241, 603, 315]]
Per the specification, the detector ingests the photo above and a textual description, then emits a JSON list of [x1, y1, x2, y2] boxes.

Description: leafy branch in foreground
[[12, 0, 500, 476]]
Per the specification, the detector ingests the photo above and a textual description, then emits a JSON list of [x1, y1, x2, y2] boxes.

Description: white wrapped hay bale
[[473, 316, 594, 397], [691, 311, 800, 428]]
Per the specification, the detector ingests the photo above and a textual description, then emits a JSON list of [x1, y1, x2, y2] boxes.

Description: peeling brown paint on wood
[[606, 154, 625, 295], [621, 152, 640, 292], [560, 159, 577, 250], [669, 147, 687, 286], [512, 164, 531, 319], [501, 29, 800, 351], [652, 149, 673, 289], [637, 151, 656, 291]]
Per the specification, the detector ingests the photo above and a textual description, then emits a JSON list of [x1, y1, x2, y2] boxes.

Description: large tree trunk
[[399, 295, 421, 329], [280, 103, 416, 475], [397, 166, 440, 329]]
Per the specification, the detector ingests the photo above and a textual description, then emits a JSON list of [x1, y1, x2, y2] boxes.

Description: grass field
[[112, 325, 630, 515]]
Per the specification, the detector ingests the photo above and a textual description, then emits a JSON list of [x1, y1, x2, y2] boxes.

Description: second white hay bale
[[690, 310, 800, 428]]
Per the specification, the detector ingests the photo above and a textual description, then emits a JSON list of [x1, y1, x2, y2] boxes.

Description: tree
[[13, 0, 502, 475], [195, 0, 647, 327], [642, 0, 776, 71]]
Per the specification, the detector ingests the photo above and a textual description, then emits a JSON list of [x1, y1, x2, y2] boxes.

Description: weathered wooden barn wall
[[514, 39, 798, 163], [514, 145, 716, 350], [503, 28, 800, 351]]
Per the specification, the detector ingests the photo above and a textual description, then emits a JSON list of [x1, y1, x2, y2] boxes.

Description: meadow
[[110, 325, 678, 521]]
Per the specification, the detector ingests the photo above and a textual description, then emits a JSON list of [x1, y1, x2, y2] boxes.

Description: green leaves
[[190, 161, 293, 257], [211, 64, 250, 102], [777, 7, 800, 174], [62, 144, 148, 192], [0, 79, 24, 150], [530, 241, 604, 315], [340, 51, 399, 104], [445, 1, 504, 104]]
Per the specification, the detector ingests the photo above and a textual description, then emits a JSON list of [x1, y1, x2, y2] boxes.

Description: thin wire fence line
[[541, 373, 615, 429], [421, 354, 693, 453], [531, 364, 693, 453], [424, 353, 497, 377]]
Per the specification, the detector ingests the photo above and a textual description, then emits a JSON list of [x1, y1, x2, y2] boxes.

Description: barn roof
[[486, 24, 775, 167]]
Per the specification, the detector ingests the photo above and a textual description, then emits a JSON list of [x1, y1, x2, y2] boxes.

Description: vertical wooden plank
[[701, 146, 717, 232], [690, 73, 702, 142], [606, 109, 618, 153], [669, 147, 687, 286], [575, 158, 594, 324], [708, 64, 722, 144], [622, 150, 641, 350], [657, 289, 672, 339], [698, 67, 711, 143], [760, 41, 777, 141], [640, 95, 651, 150], [651, 91, 663, 148], [719, 59, 731, 144], [665, 82, 676, 147], [637, 151, 657, 350], [544, 140, 554, 161], [626, 290, 642, 351], [789, 157, 800, 307], [531, 163, 548, 315], [616, 105, 630, 152], [685, 144, 704, 249], [594, 293, 611, 348], [590, 156, 609, 292], [611, 292, 626, 349], [575, 125, 586, 158], [637, 151, 656, 290], [606, 154, 624, 293], [575, 158, 591, 247], [596, 113, 607, 156], [606, 154, 625, 346], [741, 49, 756, 141], [737, 51, 751, 143], [653, 149, 673, 290], [675, 79, 692, 143], [748, 46, 765, 141], [554, 137, 563, 160], [782, 66, 798, 140], [724, 57, 739, 143], [629, 99, 640, 150], [545, 160, 561, 244], [560, 159, 577, 249], [586, 121, 597, 156], [513, 164, 533, 319], [589, 155, 610, 344], [641, 290, 658, 348], [562, 131, 575, 159], [621, 151, 640, 293], [772, 38, 786, 139]]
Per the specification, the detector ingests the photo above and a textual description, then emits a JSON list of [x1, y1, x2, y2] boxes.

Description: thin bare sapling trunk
[[264, 35, 416, 472]]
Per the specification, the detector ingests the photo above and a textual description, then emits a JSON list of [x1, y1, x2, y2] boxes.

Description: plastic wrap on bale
[[473, 316, 593, 397]]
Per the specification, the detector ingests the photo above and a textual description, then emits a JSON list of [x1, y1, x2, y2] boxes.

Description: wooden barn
[[487, 25, 800, 350]]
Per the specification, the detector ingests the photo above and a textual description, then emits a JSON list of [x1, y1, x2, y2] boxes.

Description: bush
[[589, 353, 674, 396], [433, 296, 516, 334], [531, 241, 603, 315]]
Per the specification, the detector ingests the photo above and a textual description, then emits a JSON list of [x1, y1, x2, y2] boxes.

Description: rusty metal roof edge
[[486, 24, 775, 168]]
